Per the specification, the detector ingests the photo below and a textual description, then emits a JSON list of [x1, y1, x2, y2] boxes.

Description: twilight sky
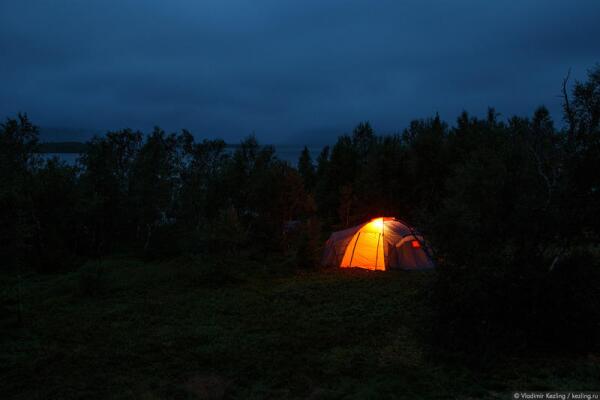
[[1, 0, 599, 144]]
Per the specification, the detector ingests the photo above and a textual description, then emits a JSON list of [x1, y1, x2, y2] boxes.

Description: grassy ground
[[1, 256, 598, 399]]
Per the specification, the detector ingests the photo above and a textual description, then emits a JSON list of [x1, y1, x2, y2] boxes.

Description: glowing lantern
[[371, 218, 384, 230]]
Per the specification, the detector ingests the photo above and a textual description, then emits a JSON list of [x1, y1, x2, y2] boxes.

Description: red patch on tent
[[411, 240, 421, 248]]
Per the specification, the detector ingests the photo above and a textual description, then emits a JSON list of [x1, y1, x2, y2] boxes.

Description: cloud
[[1, 0, 599, 144]]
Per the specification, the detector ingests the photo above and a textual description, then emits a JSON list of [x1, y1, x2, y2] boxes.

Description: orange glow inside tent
[[340, 218, 386, 270], [322, 216, 435, 270]]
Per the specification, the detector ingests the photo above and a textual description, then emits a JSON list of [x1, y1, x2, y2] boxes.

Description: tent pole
[[349, 232, 361, 267], [375, 231, 381, 269], [382, 219, 386, 269]]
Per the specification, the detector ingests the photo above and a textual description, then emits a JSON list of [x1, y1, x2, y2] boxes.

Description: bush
[[173, 254, 243, 288], [142, 224, 187, 260], [77, 261, 107, 297], [430, 247, 600, 358], [535, 248, 600, 352], [294, 218, 322, 269]]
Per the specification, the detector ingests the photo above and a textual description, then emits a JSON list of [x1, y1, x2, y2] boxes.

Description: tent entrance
[[340, 229, 385, 270]]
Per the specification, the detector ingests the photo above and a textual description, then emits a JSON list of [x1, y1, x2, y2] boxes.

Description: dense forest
[[1, 66, 599, 396]]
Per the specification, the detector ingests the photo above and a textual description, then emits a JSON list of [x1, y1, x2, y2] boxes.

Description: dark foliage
[[37, 141, 87, 153], [1, 65, 599, 358], [0, 114, 40, 270]]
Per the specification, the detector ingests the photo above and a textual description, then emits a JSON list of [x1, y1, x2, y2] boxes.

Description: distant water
[[39, 153, 81, 165], [39, 146, 323, 167]]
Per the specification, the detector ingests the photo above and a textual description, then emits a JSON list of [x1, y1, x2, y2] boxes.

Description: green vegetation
[[2, 258, 598, 399], [2, 65, 600, 398]]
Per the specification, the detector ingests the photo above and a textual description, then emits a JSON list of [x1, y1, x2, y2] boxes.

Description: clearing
[[1, 257, 597, 399]]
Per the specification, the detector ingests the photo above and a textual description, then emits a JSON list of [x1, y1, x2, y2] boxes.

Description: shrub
[[77, 261, 107, 297], [535, 248, 600, 352], [294, 218, 323, 269]]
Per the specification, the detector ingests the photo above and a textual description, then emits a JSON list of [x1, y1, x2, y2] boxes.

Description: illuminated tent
[[322, 217, 434, 271]]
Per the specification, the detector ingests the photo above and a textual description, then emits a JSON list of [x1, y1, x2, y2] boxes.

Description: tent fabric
[[322, 217, 435, 271], [321, 224, 364, 267]]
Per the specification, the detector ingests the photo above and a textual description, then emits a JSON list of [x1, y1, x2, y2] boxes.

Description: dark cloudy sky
[[1, 1, 599, 144]]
